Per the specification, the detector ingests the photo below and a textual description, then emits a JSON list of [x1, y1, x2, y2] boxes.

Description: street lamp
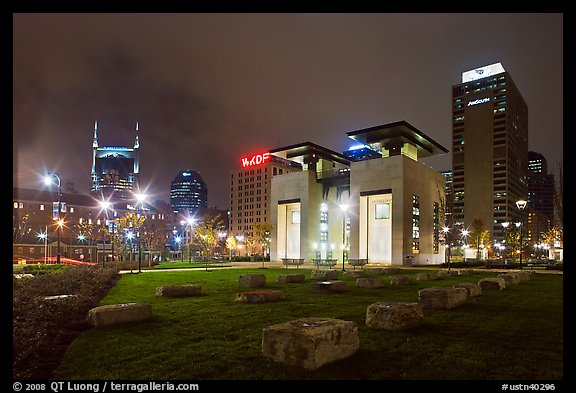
[[442, 226, 451, 271], [339, 204, 349, 271], [501, 222, 510, 260], [461, 228, 470, 262], [516, 199, 527, 270], [126, 231, 135, 273], [236, 235, 245, 257], [134, 192, 147, 272], [181, 217, 196, 263], [38, 226, 48, 264], [44, 173, 61, 265], [99, 200, 115, 265], [175, 235, 183, 261]]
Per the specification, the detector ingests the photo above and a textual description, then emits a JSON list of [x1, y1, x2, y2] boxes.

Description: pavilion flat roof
[[346, 120, 448, 158]]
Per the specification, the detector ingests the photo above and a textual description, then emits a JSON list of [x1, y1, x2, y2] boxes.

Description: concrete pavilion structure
[[269, 120, 449, 266]]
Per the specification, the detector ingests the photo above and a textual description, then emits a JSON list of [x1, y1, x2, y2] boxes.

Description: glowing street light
[[99, 200, 115, 266], [38, 226, 48, 264], [133, 191, 147, 272], [44, 173, 62, 265], [442, 226, 451, 271], [516, 199, 527, 270], [461, 228, 470, 262], [175, 235, 183, 261], [339, 203, 349, 271], [180, 217, 197, 263]]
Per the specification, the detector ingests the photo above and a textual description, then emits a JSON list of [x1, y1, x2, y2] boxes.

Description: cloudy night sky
[[13, 13, 563, 209]]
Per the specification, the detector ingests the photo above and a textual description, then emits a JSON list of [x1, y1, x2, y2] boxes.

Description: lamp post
[[442, 226, 451, 272], [126, 231, 135, 273], [175, 235, 182, 261], [339, 204, 349, 271], [134, 192, 147, 273], [501, 222, 510, 260], [99, 200, 115, 265], [181, 217, 196, 263], [516, 199, 527, 270], [38, 226, 48, 264], [236, 235, 245, 258], [44, 173, 62, 265], [461, 228, 470, 263]]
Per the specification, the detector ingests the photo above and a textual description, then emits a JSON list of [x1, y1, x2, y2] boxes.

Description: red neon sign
[[241, 151, 270, 168]]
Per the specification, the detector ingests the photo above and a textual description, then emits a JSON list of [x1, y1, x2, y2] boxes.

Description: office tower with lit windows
[[451, 62, 528, 241], [527, 151, 555, 238], [228, 151, 301, 251], [90, 121, 141, 201], [170, 170, 208, 218]]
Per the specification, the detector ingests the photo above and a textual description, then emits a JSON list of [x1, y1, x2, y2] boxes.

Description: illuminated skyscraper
[[451, 63, 528, 241], [527, 151, 555, 224], [170, 170, 208, 217], [90, 121, 140, 201]]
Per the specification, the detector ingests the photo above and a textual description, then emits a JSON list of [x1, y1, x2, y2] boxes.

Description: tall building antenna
[[93, 120, 99, 148]]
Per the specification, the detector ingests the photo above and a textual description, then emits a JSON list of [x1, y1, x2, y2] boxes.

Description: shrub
[[12, 266, 120, 380]]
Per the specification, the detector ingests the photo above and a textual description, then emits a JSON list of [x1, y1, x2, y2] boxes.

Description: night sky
[[13, 13, 563, 210]]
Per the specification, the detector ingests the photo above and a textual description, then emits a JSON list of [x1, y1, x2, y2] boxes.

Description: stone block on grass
[[239, 274, 266, 288], [389, 275, 412, 285], [235, 290, 285, 303], [155, 284, 202, 297], [356, 278, 385, 288], [262, 317, 359, 370], [311, 269, 339, 280], [365, 302, 424, 330], [478, 277, 506, 291], [277, 274, 305, 283], [418, 287, 468, 309], [453, 282, 481, 299], [498, 273, 520, 286], [87, 303, 153, 327], [416, 272, 439, 281]]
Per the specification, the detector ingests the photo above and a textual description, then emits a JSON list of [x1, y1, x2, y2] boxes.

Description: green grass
[[54, 268, 563, 380]]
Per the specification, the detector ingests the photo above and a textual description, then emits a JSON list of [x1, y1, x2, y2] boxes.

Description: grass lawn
[[54, 268, 563, 380]]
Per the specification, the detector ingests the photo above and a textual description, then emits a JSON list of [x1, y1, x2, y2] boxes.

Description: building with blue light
[[270, 120, 448, 266], [169, 170, 208, 218], [90, 121, 140, 201]]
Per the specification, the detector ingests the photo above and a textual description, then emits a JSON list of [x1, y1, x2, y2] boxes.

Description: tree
[[252, 222, 273, 267], [253, 222, 273, 256], [225, 235, 237, 260], [105, 212, 145, 263], [245, 235, 255, 256], [140, 223, 167, 266], [469, 219, 490, 260], [192, 216, 225, 266], [74, 220, 98, 246]]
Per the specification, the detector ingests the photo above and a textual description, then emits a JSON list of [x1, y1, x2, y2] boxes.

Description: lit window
[[375, 203, 389, 219], [40, 204, 45, 211]]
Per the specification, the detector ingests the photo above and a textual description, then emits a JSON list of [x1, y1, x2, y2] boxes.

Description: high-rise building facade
[[169, 170, 208, 217], [229, 150, 301, 252], [90, 121, 140, 201], [451, 62, 528, 241], [527, 151, 555, 243], [527, 151, 555, 221]]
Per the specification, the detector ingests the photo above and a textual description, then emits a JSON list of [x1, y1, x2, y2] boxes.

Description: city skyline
[[13, 13, 563, 209]]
